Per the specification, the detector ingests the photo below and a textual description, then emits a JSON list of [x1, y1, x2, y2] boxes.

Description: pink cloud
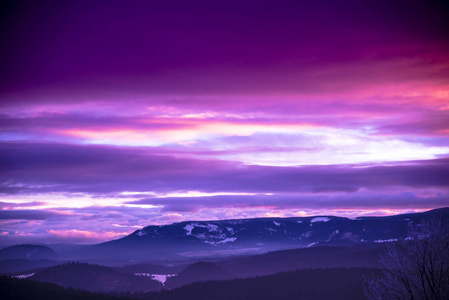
[[1, 0, 448, 246], [48, 229, 127, 243]]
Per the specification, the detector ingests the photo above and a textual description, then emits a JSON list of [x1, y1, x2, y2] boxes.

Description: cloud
[[2, 1, 448, 100], [0, 201, 46, 208], [133, 191, 449, 213], [0, 209, 61, 220], [47, 229, 125, 242], [1, 142, 448, 196], [2, 96, 449, 162], [375, 108, 449, 136], [1, 0, 448, 246]]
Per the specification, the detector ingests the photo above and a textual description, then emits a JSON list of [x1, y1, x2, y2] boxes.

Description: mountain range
[[64, 207, 449, 261], [1, 208, 448, 298]]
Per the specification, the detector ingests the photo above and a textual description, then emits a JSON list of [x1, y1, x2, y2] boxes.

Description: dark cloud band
[[1, 142, 448, 195]]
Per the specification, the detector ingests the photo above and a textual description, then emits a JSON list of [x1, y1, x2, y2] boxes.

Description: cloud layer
[[1, 0, 448, 245]]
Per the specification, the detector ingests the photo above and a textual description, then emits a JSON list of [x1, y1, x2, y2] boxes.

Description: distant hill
[[112, 242, 384, 290], [0, 245, 57, 261], [115, 262, 185, 275], [2, 268, 380, 300], [3, 242, 386, 290], [0, 259, 60, 274], [30, 262, 162, 293], [165, 261, 232, 288], [66, 207, 449, 261], [148, 267, 382, 300], [217, 243, 383, 278], [101, 243, 385, 289]]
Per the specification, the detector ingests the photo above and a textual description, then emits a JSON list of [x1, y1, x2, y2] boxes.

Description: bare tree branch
[[364, 217, 449, 300]]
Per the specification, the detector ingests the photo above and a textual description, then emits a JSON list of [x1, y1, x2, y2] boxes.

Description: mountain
[[0, 245, 58, 261], [30, 262, 162, 293], [67, 207, 449, 261], [0, 245, 60, 274]]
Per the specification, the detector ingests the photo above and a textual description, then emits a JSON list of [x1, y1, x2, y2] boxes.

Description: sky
[[1, 0, 449, 246]]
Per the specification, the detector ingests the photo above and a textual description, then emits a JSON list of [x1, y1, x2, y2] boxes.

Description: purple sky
[[1, 0, 449, 246]]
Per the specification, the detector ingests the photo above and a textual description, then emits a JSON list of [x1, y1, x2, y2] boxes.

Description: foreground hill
[[149, 268, 381, 300], [0, 276, 129, 300], [66, 207, 449, 261], [1, 268, 381, 300], [30, 262, 162, 293]]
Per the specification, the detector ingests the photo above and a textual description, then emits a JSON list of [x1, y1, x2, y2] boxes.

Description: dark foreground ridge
[[0, 276, 130, 300], [1, 267, 381, 300]]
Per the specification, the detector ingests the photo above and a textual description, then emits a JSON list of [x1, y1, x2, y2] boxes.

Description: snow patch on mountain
[[375, 238, 398, 243], [14, 273, 35, 279], [25, 249, 37, 259], [327, 229, 340, 241], [184, 223, 221, 235], [310, 217, 331, 223], [226, 227, 234, 234], [203, 223, 220, 232], [134, 273, 176, 285], [342, 231, 359, 242], [216, 237, 237, 244], [183, 223, 237, 245], [184, 224, 195, 235], [136, 230, 147, 236], [273, 221, 281, 226], [301, 231, 312, 238]]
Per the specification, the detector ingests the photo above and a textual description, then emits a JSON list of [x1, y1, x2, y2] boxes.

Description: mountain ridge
[[64, 207, 449, 261]]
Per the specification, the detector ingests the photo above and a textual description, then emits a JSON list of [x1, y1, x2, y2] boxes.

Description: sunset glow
[[1, 0, 448, 246]]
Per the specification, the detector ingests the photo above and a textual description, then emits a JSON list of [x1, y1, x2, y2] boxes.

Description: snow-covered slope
[[72, 207, 449, 260]]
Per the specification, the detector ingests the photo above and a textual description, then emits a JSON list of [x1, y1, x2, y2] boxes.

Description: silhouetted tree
[[364, 218, 449, 300]]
